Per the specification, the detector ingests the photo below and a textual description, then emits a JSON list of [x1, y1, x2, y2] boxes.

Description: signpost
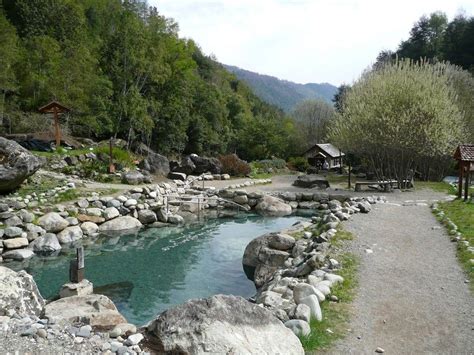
[[38, 100, 71, 149]]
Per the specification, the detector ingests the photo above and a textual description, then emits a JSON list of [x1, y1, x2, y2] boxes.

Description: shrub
[[218, 154, 251, 176], [94, 146, 136, 168], [288, 157, 310, 172], [251, 158, 287, 172]]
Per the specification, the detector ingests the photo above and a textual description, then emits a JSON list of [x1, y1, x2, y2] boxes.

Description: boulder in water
[[255, 195, 292, 217], [99, 216, 142, 233]]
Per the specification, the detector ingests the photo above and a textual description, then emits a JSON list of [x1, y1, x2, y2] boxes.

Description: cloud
[[151, 0, 474, 85]]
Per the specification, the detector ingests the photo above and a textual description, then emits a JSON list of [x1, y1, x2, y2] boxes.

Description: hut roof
[[38, 100, 71, 113], [454, 144, 474, 162]]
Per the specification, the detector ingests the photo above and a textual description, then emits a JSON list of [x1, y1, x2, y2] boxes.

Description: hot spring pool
[[7, 215, 303, 325]]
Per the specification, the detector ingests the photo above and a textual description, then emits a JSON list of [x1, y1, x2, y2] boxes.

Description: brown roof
[[454, 144, 474, 162], [38, 100, 71, 113]]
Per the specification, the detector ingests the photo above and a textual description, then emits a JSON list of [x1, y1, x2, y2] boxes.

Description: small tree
[[329, 59, 466, 184], [292, 99, 335, 147]]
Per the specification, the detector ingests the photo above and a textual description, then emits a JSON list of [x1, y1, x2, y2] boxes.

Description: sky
[[150, 0, 474, 86]]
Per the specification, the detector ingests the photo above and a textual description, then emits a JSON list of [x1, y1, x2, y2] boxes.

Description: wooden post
[[69, 247, 85, 283], [53, 106, 60, 148], [458, 162, 464, 199], [464, 165, 470, 201], [108, 137, 116, 173], [348, 161, 352, 189]]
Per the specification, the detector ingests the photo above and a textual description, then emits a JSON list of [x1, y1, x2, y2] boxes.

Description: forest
[[0, 0, 303, 161]]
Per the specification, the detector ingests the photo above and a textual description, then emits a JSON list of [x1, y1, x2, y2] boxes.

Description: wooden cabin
[[304, 143, 344, 169]]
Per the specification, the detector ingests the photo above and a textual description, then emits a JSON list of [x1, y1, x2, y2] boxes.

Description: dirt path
[[327, 191, 474, 354]]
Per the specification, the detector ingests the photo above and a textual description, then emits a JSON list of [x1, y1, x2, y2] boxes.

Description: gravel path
[[327, 191, 474, 354]]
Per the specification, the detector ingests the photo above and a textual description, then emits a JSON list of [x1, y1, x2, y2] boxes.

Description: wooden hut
[[453, 144, 474, 200]]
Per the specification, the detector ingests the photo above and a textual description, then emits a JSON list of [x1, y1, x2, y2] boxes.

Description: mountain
[[224, 65, 338, 112]]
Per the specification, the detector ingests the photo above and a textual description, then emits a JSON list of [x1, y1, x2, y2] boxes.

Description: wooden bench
[[355, 179, 413, 192]]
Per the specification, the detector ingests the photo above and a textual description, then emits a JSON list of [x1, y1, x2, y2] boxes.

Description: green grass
[[299, 228, 360, 352], [300, 251, 360, 351], [438, 199, 474, 291], [415, 181, 457, 194]]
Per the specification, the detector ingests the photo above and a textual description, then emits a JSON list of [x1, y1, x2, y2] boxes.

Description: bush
[[218, 154, 251, 176], [288, 157, 310, 172], [251, 158, 287, 173], [94, 146, 136, 168]]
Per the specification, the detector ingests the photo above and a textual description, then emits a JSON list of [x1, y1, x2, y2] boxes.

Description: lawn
[[299, 228, 359, 352], [438, 199, 474, 290]]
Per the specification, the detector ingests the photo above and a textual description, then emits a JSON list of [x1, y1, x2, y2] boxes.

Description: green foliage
[[94, 146, 136, 168], [287, 157, 310, 172], [250, 158, 287, 174], [329, 59, 466, 182], [0, 0, 302, 160]]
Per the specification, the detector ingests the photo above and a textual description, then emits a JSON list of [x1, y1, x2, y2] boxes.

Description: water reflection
[[6, 214, 303, 326]]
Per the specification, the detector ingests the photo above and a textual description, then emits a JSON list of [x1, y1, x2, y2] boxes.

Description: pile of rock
[[170, 154, 223, 176], [242, 195, 385, 337], [0, 266, 147, 354]]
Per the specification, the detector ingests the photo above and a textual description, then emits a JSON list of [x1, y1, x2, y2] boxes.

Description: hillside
[[0, 0, 304, 161], [225, 65, 338, 112]]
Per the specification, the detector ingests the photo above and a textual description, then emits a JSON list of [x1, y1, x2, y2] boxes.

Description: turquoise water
[[10, 215, 302, 325]]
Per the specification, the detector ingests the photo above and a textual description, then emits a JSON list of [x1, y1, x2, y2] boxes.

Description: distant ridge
[[224, 65, 338, 112]]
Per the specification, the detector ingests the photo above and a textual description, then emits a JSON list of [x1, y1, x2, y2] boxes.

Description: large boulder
[[99, 216, 142, 233], [121, 171, 145, 185], [28, 233, 61, 254], [44, 294, 126, 330], [189, 155, 222, 175], [0, 266, 45, 317], [243, 233, 294, 287], [136, 143, 170, 176], [173, 154, 223, 176], [293, 174, 330, 189], [255, 195, 292, 217], [0, 137, 44, 193], [144, 294, 304, 354], [37, 212, 69, 233]]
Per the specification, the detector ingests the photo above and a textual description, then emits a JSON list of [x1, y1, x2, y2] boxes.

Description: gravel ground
[[326, 190, 474, 354]]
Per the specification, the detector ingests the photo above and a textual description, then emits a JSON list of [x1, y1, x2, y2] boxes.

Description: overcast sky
[[150, 0, 473, 86]]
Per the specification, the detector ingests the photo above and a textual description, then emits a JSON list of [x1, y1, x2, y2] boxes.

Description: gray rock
[[357, 201, 371, 213], [268, 233, 296, 251], [138, 210, 157, 224], [44, 294, 127, 330], [168, 172, 187, 181], [29, 233, 61, 254], [0, 266, 45, 316], [38, 212, 69, 233], [121, 171, 144, 185], [293, 174, 330, 189], [18, 210, 35, 223], [135, 144, 170, 176], [284, 319, 311, 336], [66, 217, 79, 226], [77, 199, 89, 208], [299, 295, 322, 321], [57, 226, 83, 244], [4, 226, 23, 238], [81, 222, 99, 236], [3, 237, 29, 249], [289, 304, 311, 322], [168, 214, 184, 224], [103, 207, 120, 221], [99, 216, 142, 232], [2, 249, 35, 260], [0, 137, 44, 193], [145, 294, 303, 354], [124, 333, 144, 346], [4, 216, 23, 227], [255, 195, 292, 217]]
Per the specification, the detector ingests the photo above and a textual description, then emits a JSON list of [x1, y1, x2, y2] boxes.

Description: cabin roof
[[454, 144, 474, 162], [305, 143, 345, 158]]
